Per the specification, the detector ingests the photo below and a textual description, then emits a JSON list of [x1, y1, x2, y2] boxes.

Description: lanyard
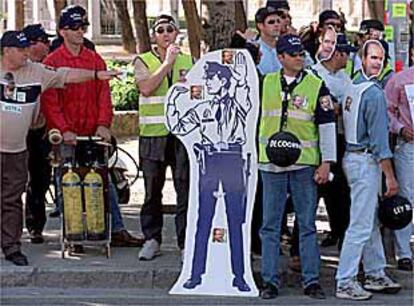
[[279, 70, 304, 132]]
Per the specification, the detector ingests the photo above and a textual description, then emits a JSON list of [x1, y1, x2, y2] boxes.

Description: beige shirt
[[0, 61, 69, 152]]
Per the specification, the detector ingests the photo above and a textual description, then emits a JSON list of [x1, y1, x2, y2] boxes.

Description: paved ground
[[1, 137, 413, 305]]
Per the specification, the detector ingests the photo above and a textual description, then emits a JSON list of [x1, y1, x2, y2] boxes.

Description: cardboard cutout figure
[[166, 50, 259, 297]]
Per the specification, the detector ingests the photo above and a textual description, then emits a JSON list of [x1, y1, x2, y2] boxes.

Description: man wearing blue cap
[[21, 23, 55, 244], [0, 30, 119, 266], [258, 34, 336, 299], [311, 33, 354, 249]]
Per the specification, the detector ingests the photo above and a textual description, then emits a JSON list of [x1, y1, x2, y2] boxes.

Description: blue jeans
[[393, 140, 414, 260], [336, 152, 386, 284], [260, 167, 320, 288], [55, 145, 125, 233]]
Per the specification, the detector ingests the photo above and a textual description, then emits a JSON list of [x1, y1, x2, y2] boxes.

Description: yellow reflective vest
[[137, 51, 192, 137], [259, 71, 322, 166]]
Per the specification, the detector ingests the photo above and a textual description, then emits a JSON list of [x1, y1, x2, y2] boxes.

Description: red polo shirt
[[41, 44, 113, 135]]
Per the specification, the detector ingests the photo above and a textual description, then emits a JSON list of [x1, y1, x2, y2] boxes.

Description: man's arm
[[380, 158, 399, 197], [136, 44, 180, 96], [315, 83, 337, 184], [384, 75, 404, 135]]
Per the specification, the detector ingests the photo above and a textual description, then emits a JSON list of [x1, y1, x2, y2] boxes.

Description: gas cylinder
[[84, 168, 106, 240], [62, 167, 84, 240]]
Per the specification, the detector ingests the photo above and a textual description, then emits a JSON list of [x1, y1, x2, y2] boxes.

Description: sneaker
[[304, 283, 326, 299], [111, 230, 144, 247], [336, 279, 373, 300], [29, 230, 44, 244], [363, 274, 402, 294], [260, 282, 278, 299], [397, 258, 413, 272], [138, 239, 161, 261], [5, 251, 28, 266], [48, 208, 61, 218]]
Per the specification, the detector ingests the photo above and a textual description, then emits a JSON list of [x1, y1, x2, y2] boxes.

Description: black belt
[[350, 148, 372, 154]]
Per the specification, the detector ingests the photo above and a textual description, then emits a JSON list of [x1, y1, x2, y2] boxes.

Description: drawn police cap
[[266, 131, 302, 167], [379, 195, 412, 230]]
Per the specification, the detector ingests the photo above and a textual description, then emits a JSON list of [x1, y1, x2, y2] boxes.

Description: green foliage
[[107, 59, 139, 111]]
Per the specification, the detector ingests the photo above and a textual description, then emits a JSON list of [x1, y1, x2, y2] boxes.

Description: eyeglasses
[[66, 25, 88, 32], [286, 51, 306, 58], [266, 18, 280, 25], [155, 26, 175, 34]]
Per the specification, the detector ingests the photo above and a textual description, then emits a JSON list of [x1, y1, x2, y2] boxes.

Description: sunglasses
[[155, 26, 175, 34], [286, 51, 306, 58], [66, 25, 88, 32], [266, 18, 280, 25]]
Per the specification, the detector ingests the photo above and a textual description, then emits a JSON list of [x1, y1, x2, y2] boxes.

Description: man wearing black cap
[[134, 14, 192, 261], [42, 5, 142, 249], [0, 30, 119, 266], [22, 23, 55, 244], [258, 34, 336, 299], [312, 33, 355, 249], [49, 4, 95, 53]]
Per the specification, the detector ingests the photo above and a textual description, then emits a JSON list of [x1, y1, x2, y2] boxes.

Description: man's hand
[[314, 162, 330, 184], [384, 176, 399, 197], [97, 70, 122, 80], [95, 126, 111, 142], [401, 127, 414, 142], [235, 29, 258, 41], [63, 131, 77, 145], [165, 44, 181, 66]]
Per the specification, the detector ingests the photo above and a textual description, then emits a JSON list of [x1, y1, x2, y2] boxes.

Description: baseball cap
[[266, 0, 290, 11], [335, 33, 357, 53], [276, 34, 304, 54], [0, 31, 30, 48], [319, 10, 340, 25], [152, 14, 178, 30], [359, 19, 384, 34], [255, 6, 279, 23], [23, 24, 54, 42], [58, 5, 90, 29]]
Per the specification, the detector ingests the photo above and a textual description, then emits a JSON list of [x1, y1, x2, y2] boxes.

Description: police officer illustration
[[166, 52, 252, 292]]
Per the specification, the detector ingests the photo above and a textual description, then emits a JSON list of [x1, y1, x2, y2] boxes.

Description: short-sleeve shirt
[[0, 61, 69, 152]]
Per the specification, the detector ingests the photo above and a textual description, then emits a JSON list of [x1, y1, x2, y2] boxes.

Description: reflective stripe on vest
[[258, 71, 322, 166], [137, 51, 192, 137]]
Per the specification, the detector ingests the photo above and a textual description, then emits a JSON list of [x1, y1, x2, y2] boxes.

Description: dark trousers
[[1, 151, 28, 256], [140, 137, 189, 249], [251, 174, 262, 254], [25, 127, 51, 233], [318, 134, 350, 240], [190, 148, 246, 280]]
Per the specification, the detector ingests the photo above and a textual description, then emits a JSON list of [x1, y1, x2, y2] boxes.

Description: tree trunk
[[182, 0, 202, 59], [15, 0, 24, 30], [235, 0, 247, 32], [367, 0, 385, 22], [132, 0, 151, 53], [53, 0, 67, 24], [200, 0, 236, 51], [113, 0, 137, 54]]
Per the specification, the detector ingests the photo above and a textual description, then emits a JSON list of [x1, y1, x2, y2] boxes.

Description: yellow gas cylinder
[[62, 168, 84, 240], [83, 168, 106, 240]]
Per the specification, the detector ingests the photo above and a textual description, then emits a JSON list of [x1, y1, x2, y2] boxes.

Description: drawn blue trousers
[[189, 145, 247, 281]]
